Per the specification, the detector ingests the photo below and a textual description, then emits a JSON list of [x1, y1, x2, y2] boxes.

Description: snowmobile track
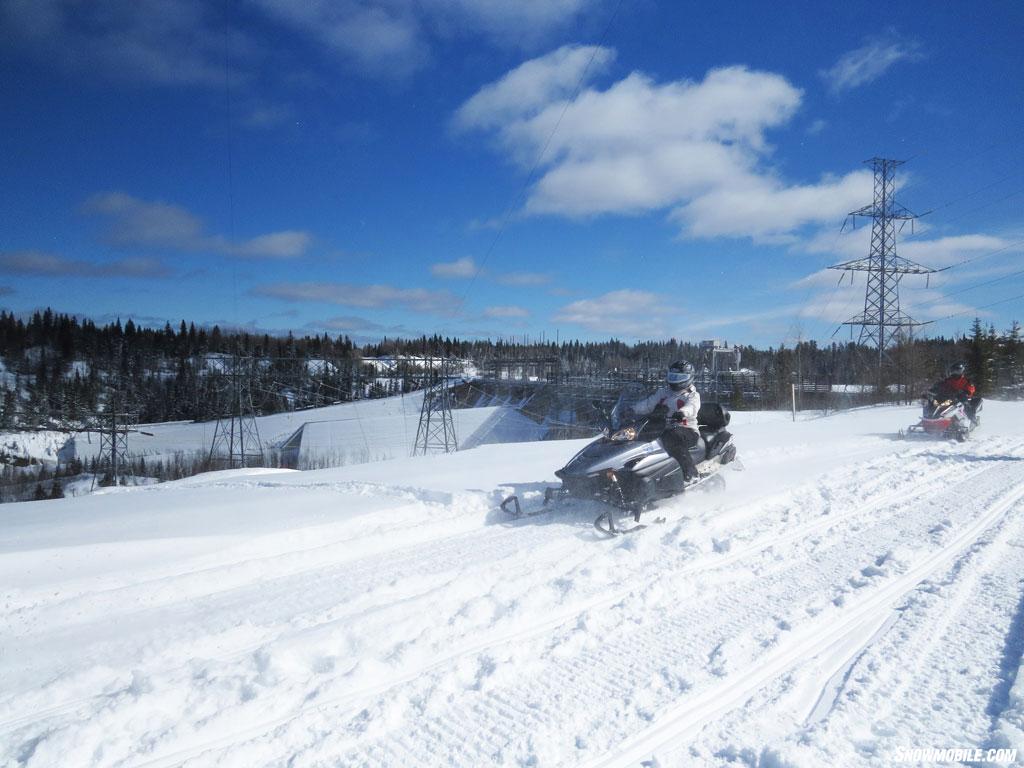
[[117, 459, 1014, 768], [581, 466, 1024, 768], [0, 449, 991, 757]]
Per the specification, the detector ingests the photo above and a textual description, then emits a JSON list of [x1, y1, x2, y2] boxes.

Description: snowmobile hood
[[557, 436, 662, 478]]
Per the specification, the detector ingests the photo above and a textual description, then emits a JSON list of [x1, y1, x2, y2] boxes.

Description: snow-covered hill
[[62, 392, 533, 468], [2, 404, 1024, 766]]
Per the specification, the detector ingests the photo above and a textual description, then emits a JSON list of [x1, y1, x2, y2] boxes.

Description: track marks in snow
[[6, 429, 1024, 767], [287, 460, 1024, 766], [666, 464, 1024, 766]]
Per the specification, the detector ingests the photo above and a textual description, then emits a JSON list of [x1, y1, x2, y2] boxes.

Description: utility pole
[[830, 157, 936, 396], [209, 353, 263, 468], [412, 357, 459, 455]]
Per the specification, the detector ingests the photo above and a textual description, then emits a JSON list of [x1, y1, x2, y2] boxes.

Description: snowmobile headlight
[[609, 426, 637, 442]]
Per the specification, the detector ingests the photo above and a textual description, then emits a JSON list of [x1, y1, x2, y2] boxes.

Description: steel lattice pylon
[[412, 358, 459, 455], [96, 410, 138, 480], [830, 157, 936, 370], [209, 355, 263, 468]]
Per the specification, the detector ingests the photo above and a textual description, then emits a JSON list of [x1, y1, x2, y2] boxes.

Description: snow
[[0, 430, 68, 464], [65, 392, 525, 468], [3, 403, 1024, 766], [0, 358, 16, 390]]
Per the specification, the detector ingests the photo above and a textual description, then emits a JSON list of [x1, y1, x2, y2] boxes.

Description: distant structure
[[413, 358, 459, 455], [209, 354, 263, 468], [830, 157, 937, 372], [699, 339, 741, 374], [91, 410, 140, 481]]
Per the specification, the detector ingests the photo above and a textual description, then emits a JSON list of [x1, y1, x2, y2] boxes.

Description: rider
[[632, 361, 701, 483], [932, 362, 980, 424]]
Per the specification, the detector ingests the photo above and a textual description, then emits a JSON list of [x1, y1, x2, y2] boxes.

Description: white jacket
[[634, 385, 701, 434]]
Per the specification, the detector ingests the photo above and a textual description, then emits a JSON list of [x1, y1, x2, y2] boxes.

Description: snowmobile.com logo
[[890, 747, 1018, 763]]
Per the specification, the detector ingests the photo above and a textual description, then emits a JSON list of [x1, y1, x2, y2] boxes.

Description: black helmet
[[667, 360, 695, 391], [948, 362, 966, 377]]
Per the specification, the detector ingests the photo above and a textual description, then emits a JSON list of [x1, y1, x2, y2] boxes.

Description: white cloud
[[2, 0, 600, 85], [253, 282, 459, 315], [674, 170, 872, 241], [687, 304, 808, 332], [240, 102, 295, 130], [82, 192, 313, 259], [785, 231, 1016, 335], [0, 250, 170, 278], [430, 0, 594, 44], [899, 234, 1011, 268], [495, 271, 551, 286], [454, 44, 614, 131], [554, 289, 677, 338], [458, 53, 874, 242], [249, 0, 426, 78], [83, 192, 205, 248], [230, 231, 312, 259], [431, 257, 478, 278], [0, 0, 246, 86], [310, 315, 410, 334], [820, 34, 923, 94], [483, 305, 529, 318], [251, 0, 600, 79]]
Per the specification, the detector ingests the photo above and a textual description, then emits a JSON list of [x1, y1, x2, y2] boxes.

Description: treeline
[[1, 309, 1023, 429]]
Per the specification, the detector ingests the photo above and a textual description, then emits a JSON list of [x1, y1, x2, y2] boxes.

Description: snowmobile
[[900, 391, 981, 442], [502, 392, 738, 535]]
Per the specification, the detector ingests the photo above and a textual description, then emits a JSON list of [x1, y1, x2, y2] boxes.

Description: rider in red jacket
[[934, 363, 980, 424], [939, 362, 976, 399]]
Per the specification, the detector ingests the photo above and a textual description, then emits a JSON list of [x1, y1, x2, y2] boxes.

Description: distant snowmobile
[[502, 391, 738, 535], [901, 391, 981, 442]]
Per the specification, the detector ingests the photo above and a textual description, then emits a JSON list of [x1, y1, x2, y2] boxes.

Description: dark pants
[[967, 396, 983, 423], [660, 426, 700, 481]]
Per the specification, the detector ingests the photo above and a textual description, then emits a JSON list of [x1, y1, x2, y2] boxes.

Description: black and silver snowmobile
[[500, 391, 738, 535]]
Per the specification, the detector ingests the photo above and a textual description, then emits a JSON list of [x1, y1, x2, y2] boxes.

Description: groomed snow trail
[[2, 403, 1024, 767]]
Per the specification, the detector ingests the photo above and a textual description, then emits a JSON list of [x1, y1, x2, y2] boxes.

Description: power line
[[457, 0, 625, 311], [891, 133, 1023, 200], [904, 263, 1024, 315], [926, 292, 1024, 324], [915, 170, 1024, 219], [222, 2, 239, 326], [932, 238, 1024, 272]]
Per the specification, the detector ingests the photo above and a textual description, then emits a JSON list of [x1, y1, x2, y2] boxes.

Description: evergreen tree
[[967, 318, 993, 395], [999, 321, 1022, 394]]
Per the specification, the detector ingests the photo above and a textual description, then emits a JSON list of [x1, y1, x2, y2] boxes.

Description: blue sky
[[1, 0, 1022, 347]]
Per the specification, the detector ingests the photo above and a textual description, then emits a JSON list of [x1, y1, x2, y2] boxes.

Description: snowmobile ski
[[593, 470, 722, 537], [500, 486, 567, 519]]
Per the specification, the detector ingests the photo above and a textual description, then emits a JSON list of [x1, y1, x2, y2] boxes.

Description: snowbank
[[3, 403, 1024, 766]]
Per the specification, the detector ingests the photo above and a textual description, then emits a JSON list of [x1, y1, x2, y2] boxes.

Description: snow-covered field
[[3, 403, 1024, 766], [61, 392, 529, 468]]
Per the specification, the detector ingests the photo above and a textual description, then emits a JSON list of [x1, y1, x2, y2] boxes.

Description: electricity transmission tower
[[413, 358, 459, 455], [96, 411, 137, 480], [209, 354, 263, 468], [830, 157, 937, 386]]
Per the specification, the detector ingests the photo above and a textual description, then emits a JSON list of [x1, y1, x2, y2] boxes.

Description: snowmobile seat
[[697, 402, 730, 431], [697, 403, 732, 460]]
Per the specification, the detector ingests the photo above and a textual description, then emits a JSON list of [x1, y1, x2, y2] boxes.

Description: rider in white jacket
[[633, 361, 701, 482]]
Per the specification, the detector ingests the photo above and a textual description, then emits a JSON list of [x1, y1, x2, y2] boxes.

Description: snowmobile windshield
[[609, 384, 650, 430]]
